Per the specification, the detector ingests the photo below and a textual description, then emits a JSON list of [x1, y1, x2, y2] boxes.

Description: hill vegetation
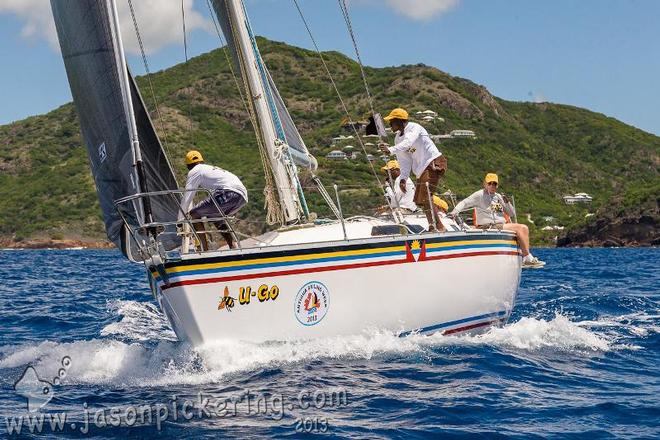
[[0, 37, 658, 246]]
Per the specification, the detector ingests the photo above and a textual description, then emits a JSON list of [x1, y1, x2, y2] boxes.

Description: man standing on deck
[[451, 173, 545, 268], [378, 108, 447, 231], [179, 150, 248, 250]]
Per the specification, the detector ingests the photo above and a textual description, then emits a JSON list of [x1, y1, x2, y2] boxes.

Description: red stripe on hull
[[442, 318, 504, 335], [162, 250, 520, 290]]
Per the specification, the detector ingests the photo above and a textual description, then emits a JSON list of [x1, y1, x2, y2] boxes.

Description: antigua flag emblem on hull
[[406, 240, 426, 262]]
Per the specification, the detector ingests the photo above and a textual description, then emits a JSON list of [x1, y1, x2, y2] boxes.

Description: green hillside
[[1, 38, 658, 245]]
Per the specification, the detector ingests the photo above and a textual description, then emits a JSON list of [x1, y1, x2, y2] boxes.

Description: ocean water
[[0, 248, 658, 438]]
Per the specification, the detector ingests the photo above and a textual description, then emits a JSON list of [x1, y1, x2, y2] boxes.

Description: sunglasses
[[487, 182, 498, 186]]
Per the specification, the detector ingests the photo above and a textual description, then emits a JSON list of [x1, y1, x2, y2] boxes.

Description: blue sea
[[0, 248, 658, 438]]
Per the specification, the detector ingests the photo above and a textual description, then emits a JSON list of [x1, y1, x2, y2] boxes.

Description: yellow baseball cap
[[185, 150, 204, 165], [432, 195, 449, 212], [484, 173, 499, 184], [381, 160, 400, 171], [383, 108, 409, 121]]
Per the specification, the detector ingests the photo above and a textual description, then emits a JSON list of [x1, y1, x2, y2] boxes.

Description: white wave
[[579, 311, 660, 339], [0, 339, 192, 386], [100, 300, 177, 342], [2, 298, 643, 388], [449, 314, 612, 351], [0, 314, 621, 388]]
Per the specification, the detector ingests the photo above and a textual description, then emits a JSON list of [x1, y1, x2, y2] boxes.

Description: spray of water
[[2, 299, 652, 388]]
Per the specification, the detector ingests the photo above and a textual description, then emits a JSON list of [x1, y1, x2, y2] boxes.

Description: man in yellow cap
[[451, 173, 545, 268], [378, 107, 447, 231], [380, 159, 417, 213], [179, 150, 248, 250]]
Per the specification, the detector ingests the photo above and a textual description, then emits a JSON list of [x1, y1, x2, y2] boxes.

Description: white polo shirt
[[179, 164, 248, 217], [387, 122, 442, 180], [384, 176, 417, 211], [451, 189, 516, 226]]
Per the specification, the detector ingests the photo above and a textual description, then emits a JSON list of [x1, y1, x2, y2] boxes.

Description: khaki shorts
[[477, 223, 504, 230], [413, 155, 447, 205]]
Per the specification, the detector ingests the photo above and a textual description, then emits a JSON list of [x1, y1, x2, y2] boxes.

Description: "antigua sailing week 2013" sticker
[[294, 281, 329, 326]]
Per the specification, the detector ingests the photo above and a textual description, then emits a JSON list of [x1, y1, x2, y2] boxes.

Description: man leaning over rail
[[178, 150, 248, 250], [451, 173, 545, 268], [378, 108, 447, 232]]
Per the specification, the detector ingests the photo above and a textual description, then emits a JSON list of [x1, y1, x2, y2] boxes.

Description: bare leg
[[190, 215, 209, 251], [220, 231, 236, 249], [213, 221, 236, 249], [421, 203, 444, 232], [503, 223, 530, 256]]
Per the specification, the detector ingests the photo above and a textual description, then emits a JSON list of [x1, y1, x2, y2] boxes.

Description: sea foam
[[1, 302, 642, 389]]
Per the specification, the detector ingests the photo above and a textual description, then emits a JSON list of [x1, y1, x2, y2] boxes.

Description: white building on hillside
[[431, 134, 452, 141], [326, 150, 347, 160], [563, 193, 593, 204], [541, 225, 565, 231], [450, 129, 476, 138], [416, 110, 438, 117]]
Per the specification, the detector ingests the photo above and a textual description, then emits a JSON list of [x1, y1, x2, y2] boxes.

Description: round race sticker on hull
[[294, 281, 329, 326]]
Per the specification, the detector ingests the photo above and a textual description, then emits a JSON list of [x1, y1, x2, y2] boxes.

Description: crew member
[[451, 173, 545, 268], [379, 108, 447, 231], [381, 160, 417, 213], [179, 150, 248, 250]]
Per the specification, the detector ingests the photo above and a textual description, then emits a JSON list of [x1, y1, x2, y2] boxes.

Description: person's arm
[[388, 124, 421, 155], [384, 186, 397, 208], [396, 152, 413, 181], [178, 170, 202, 220], [451, 191, 480, 215], [500, 194, 516, 220]]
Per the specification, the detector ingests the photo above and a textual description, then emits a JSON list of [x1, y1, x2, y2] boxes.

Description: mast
[[107, 0, 152, 224], [225, 0, 301, 224]]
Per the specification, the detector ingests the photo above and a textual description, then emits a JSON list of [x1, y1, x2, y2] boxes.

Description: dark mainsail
[[51, 0, 179, 259]]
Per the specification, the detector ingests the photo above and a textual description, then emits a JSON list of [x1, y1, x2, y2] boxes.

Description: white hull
[[148, 220, 522, 346]]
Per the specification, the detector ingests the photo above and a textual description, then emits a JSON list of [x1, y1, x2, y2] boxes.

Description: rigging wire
[[126, 0, 177, 183], [205, 0, 284, 225], [180, 0, 195, 140], [181, 0, 189, 62], [291, 0, 385, 192], [337, 0, 375, 115]]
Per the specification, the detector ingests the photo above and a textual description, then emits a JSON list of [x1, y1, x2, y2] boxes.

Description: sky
[[0, 0, 659, 135]]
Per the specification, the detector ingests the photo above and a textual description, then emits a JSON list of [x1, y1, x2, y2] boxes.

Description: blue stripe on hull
[[399, 310, 508, 337], [162, 243, 518, 281]]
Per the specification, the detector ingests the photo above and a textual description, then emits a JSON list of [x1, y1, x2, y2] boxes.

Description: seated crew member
[[378, 108, 447, 232], [380, 160, 417, 214], [179, 150, 248, 250], [451, 173, 545, 268]]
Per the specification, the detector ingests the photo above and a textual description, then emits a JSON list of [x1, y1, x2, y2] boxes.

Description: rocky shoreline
[[557, 187, 659, 248], [557, 215, 659, 247], [0, 238, 114, 250]]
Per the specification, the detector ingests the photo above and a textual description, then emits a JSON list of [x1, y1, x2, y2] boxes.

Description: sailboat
[[51, 0, 521, 346]]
